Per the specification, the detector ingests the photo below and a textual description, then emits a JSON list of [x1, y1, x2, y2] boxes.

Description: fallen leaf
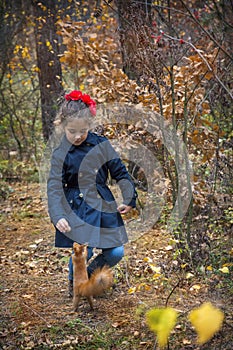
[[35, 238, 43, 244], [128, 287, 136, 294], [188, 302, 224, 344], [146, 307, 177, 348], [22, 294, 33, 299], [219, 266, 229, 274], [149, 265, 161, 273], [144, 257, 152, 262], [190, 284, 201, 291], [164, 245, 173, 251]]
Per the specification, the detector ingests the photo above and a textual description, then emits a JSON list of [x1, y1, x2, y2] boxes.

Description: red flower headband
[[65, 90, 96, 116]]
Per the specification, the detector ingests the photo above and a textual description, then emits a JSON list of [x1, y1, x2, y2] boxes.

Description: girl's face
[[64, 118, 89, 146]]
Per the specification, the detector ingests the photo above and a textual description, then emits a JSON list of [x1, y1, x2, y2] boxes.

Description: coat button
[[79, 193, 84, 198], [79, 172, 83, 177]]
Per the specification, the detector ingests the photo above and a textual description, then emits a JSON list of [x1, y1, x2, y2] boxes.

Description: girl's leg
[[87, 246, 124, 275], [68, 256, 73, 281], [68, 256, 74, 298]]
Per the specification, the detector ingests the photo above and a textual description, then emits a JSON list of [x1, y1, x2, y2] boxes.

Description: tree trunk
[[32, 0, 64, 141], [0, 0, 24, 86], [116, 0, 152, 80]]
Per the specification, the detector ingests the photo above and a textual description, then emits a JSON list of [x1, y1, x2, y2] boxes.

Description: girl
[[47, 90, 137, 297]]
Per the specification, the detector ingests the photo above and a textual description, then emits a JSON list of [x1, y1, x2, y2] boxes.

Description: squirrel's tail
[[78, 266, 113, 297]]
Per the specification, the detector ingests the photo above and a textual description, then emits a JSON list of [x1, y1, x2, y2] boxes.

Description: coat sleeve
[[47, 150, 69, 225], [101, 139, 138, 208]]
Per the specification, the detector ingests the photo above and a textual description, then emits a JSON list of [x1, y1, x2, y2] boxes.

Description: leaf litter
[[0, 183, 232, 349]]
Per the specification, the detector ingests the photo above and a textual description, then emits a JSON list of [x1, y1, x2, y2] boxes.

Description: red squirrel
[[72, 242, 113, 311]]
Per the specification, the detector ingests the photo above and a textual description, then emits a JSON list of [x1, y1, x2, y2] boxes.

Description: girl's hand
[[56, 218, 71, 233], [117, 204, 132, 214]]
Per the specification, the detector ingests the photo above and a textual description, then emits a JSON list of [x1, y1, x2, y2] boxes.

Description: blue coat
[[47, 132, 137, 248]]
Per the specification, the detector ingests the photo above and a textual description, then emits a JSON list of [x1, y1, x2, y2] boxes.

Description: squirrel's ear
[[80, 244, 87, 255], [73, 242, 81, 254]]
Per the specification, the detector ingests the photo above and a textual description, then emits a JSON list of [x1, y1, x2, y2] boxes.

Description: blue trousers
[[68, 246, 124, 281]]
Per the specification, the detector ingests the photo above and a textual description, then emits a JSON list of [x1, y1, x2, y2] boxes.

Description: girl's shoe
[[68, 280, 73, 298]]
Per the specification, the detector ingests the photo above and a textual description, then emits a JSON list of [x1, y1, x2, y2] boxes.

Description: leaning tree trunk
[[32, 0, 64, 141]]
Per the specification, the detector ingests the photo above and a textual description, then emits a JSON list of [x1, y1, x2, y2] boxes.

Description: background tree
[[116, 0, 152, 80], [32, 0, 64, 141], [0, 0, 23, 86], [0, 0, 232, 267], [0, 0, 38, 161]]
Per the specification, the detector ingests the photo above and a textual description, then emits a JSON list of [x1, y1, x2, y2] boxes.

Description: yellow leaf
[[21, 47, 30, 59], [181, 263, 187, 269], [146, 308, 177, 348], [189, 302, 224, 344], [149, 265, 161, 273], [219, 266, 229, 274], [14, 44, 21, 54], [190, 284, 201, 291], [144, 257, 152, 263], [128, 287, 136, 294], [144, 284, 151, 291], [79, 84, 85, 91], [31, 66, 40, 72]]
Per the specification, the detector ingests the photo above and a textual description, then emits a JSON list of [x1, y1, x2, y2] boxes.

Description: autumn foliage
[[0, 1, 232, 349]]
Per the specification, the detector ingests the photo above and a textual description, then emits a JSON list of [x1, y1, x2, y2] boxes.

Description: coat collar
[[60, 131, 99, 153], [84, 131, 100, 146]]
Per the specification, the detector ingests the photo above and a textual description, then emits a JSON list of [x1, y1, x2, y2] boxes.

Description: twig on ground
[[20, 299, 51, 327]]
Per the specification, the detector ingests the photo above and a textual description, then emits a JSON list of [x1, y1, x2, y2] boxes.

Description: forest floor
[[0, 182, 232, 350]]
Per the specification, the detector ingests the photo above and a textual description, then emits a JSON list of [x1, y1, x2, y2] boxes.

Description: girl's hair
[[54, 99, 92, 127]]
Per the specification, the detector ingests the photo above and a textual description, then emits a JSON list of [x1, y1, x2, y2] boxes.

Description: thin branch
[[103, 0, 131, 26], [165, 279, 181, 307], [179, 0, 233, 61], [210, 0, 233, 29], [163, 33, 233, 100]]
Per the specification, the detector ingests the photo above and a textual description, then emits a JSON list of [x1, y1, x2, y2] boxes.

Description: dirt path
[[0, 183, 232, 349]]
